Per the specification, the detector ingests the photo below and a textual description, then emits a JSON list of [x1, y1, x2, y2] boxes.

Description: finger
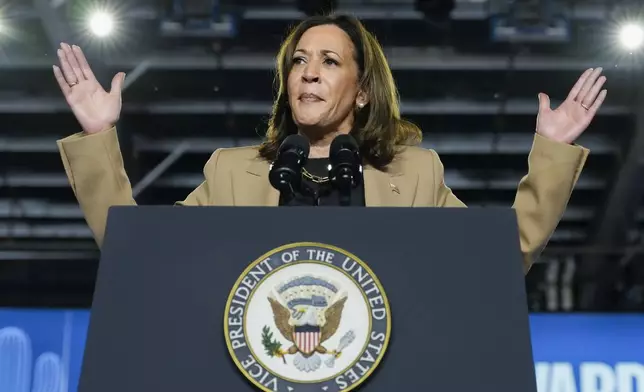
[[566, 68, 593, 101], [587, 89, 607, 116], [538, 93, 551, 112], [575, 67, 603, 102], [57, 48, 78, 85], [72, 45, 96, 81], [53, 65, 71, 96], [61, 42, 85, 82], [110, 72, 125, 96], [582, 75, 607, 107]]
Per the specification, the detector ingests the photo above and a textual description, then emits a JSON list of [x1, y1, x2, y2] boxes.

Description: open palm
[[53, 43, 125, 135], [536, 67, 607, 144]]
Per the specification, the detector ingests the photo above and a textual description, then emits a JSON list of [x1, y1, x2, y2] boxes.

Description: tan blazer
[[57, 126, 588, 273]]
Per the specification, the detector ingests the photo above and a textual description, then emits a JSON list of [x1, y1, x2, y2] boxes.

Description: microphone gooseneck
[[268, 134, 310, 194], [328, 134, 362, 206]]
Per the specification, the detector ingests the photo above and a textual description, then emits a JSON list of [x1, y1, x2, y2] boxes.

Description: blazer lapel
[[235, 159, 279, 206], [364, 165, 413, 207]]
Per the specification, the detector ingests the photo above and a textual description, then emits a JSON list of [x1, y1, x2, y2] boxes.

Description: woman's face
[[287, 24, 365, 134]]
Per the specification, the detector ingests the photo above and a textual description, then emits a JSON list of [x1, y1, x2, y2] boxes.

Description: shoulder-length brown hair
[[257, 14, 422, 170]]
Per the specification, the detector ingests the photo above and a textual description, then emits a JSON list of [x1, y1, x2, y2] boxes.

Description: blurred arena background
[[0, 0, 642, 391]]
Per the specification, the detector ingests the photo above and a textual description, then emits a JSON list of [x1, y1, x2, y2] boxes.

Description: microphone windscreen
[[330, 134, 359, 157], [279, 134, 310, 156]]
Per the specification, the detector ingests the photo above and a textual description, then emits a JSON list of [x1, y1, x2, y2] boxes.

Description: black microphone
[[329, 134, 362, 195], [268, 134, 310, 194]]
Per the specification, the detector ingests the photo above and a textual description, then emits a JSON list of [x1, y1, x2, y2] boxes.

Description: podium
[[77, 206, 538, 392]]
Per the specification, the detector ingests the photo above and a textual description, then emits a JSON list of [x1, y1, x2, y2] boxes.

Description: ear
[[355, 90, 369, 109]]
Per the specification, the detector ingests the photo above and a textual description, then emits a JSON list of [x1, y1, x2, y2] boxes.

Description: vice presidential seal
[[224, 242, 391, 392]]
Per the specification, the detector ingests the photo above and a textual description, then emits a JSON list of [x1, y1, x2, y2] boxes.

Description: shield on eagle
[[293, 326, 321, 355]]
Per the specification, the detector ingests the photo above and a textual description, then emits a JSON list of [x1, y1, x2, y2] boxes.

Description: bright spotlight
[[89, 11, 114, 37], [619, 23, 644, 50]]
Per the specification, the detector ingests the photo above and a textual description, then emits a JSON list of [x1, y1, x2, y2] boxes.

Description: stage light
[[88, 11, 114, 37], [619, 23, 644, 50]]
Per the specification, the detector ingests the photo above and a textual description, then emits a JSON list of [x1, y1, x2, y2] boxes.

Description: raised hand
[[53, 43, 125, 135], [535, 68, 607, 144]]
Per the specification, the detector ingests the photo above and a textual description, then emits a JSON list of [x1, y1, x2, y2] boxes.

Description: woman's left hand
[[535, 67, 607, 144]]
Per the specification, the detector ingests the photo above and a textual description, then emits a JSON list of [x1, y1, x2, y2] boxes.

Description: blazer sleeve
[[57, 126, 215, 247], [432, 133, 588, 274]]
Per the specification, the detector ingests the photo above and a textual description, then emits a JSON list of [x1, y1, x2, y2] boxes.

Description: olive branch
[[261, 326, 286, 364]]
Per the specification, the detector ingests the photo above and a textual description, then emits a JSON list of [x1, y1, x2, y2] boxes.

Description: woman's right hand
[[53, 43, 126, 135]]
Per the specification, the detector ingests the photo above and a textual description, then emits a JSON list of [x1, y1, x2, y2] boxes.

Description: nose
[[302, 62, 320, 83]]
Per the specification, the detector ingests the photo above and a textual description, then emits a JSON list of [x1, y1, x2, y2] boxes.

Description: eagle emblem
[[262, 275, 355, 372]]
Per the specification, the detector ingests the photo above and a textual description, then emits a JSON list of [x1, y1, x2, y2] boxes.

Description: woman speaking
[[53, 14, 607, 273]]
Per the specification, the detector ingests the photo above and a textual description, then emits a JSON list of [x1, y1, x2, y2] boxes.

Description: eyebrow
[[294, 48, 341, 58]]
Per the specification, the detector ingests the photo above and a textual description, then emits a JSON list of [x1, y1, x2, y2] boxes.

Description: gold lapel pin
[[390, 183, 400, 194]]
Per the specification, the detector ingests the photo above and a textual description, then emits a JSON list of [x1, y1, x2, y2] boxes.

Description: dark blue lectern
[[77, 206, 537, 392]]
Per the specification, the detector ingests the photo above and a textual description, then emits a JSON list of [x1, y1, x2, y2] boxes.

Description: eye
[[324, 58, 338, 66], [292, 57, 305, 64]]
